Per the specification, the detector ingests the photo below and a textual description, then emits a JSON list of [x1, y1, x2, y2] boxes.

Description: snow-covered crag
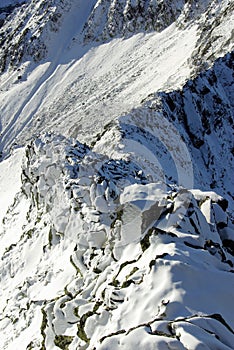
[[0, 0, 72, 72], [0, 0, 234, 349], [0, 133, 234, 349]]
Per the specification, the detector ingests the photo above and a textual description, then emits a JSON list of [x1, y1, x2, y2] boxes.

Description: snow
[[0, 23, 198, 153], [0, 133, 233, 349], [0, 147, 24, 223], [0, 1, 234, 349]]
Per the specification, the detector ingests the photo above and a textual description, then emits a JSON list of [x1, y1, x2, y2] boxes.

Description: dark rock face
[[0, 0, 70, 72], [82, 0, 214, 42], [122, 51, 233, 207], [159, 52, 234, 201]]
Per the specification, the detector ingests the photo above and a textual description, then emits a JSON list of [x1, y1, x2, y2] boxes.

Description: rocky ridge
[[0, 0, 72, 72], [0, 133, 234, 349], [0, 1, 233, 349], [0, 1, 233, 74]]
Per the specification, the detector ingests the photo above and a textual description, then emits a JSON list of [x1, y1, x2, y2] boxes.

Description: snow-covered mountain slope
[[0, 134, 234, 349], [0, 0, 233, 156], [0, 1, 234, 349]]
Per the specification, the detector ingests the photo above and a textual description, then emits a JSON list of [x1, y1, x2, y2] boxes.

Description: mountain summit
[[0, 1, 233, 349]]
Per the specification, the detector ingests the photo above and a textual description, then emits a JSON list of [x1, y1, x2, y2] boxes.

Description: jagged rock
[[0, 133, 233, 349], [0, 1, 233, 349]]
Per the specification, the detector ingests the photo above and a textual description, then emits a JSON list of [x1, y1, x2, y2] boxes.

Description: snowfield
[[0, 0, 233, 349], [0, 23, 199, 153]]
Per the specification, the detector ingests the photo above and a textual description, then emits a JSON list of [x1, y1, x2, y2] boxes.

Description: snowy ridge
[[0, 133, 234, 349], [82, 0, 232, 47], [0, 0, 234, 349], [140, 51, 234, 207], [189, 0, 234, 74], [82, 0, 190, 42], [0, 0, 72, 72], [90, 52, 234, 211]]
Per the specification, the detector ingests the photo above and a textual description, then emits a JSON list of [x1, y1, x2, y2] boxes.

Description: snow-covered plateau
[[0, 1, 233, 349]]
